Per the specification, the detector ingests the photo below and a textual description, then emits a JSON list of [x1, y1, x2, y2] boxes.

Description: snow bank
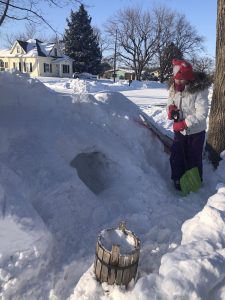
[[51, 78, 166, 94], [70, 78, 107, 93], [159, 184, 225, 299], [1, 71, 224, 300], [0, 162, 52, 299], [71, 178, 225, 300], [0, 71, 170, 299]]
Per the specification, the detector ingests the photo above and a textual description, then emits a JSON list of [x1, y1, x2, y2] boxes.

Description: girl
[[167, 59, 211, 190]]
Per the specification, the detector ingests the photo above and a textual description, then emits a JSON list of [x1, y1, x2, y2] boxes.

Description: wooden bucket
[[94, 222, 140, 287]]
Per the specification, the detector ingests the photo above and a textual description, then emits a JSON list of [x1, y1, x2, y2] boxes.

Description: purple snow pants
[[170, 130, 206, 181]]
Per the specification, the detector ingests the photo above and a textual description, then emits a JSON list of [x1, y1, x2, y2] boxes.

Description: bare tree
[[173, 13, 204, 55], [206, 0, 225, 167], [152, 6, 175, 82], [153, 6, 204, 82], [3, 23, 47, 48], [93, 26, 110, 56], [106, 7, 158, 80], [190, 55, 215, 75], [105, 5, 204, 82], [0, 0, 83, 30]]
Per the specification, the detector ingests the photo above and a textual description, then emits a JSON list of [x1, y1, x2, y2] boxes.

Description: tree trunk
[[206, 0, 225, 167]]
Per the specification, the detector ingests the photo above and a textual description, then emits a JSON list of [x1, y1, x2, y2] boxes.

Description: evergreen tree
[[64, 5, 102, 74]]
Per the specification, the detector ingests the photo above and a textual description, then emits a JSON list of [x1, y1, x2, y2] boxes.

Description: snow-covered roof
[[105, 68, 135, 74], [39, 43, 55, 56], [0, 49, 11, 57], [52, 56, 73, 63], [0, 39, 63, 58]]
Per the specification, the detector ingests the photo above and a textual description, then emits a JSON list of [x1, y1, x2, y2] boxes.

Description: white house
[[0, 39, 74, 78]]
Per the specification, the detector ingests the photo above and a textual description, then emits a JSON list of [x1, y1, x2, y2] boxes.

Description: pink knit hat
[[172, 59, 195, 81]]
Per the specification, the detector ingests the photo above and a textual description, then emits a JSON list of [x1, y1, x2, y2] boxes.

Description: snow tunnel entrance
[[70, 151, 115, 195]]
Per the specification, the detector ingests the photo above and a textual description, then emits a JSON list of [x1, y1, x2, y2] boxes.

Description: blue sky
[[0, 0, 217, 57]]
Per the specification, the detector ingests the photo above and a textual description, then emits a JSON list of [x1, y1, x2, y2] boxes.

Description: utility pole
[[113, 29, 117, 83]]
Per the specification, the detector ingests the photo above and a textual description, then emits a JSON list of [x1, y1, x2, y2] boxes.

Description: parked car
[[142, 71, 159, 81], [72, 72, 97, 80]]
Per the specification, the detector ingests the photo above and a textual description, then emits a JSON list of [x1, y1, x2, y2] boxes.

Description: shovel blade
[[180, 167, 202, 196]]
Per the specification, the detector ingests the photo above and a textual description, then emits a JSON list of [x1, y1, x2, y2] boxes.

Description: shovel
[[180, 167, 202, 196]]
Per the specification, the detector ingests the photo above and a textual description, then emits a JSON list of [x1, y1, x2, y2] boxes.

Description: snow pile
[[63, 78, 166, 94], [109, 80, 165, 90], [70, 78, 107, 93], [99, 79, 166, 92], [159, 182, 225, 299], [1, 71, 224, 300], [215, 151, 225, 184], [70, 160, 225, 300], [1, 71, 169, 299], [0, 158, 52, 299], [38, 77, 169, 109]]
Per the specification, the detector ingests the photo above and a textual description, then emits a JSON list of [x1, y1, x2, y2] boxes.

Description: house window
[[30, 63, 33, 72], [17, 46, 21, 53], [63, 64, 70, 74], [19, 62, 22, 72], [5, 62, 8, 69], [54, 48, 57, 57], [23, 63, 32, 72], [43, 63, 52, 73], [13, 62, 16, 69], [0, 59, 4, 71]]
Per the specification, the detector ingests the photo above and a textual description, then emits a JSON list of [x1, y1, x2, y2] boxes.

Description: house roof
[[0, 39, 67, 59], [52, 56, 73, 63], [36, 42, 47, 57], [0, 49, 10, 57], [17, 40, 28, 52], [25, 39, 55, 57], [105, 68, 135, 74]]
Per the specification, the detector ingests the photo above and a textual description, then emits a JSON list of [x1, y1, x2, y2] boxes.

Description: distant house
[[0, 39, 74, 78], [103, 68, 135, 80], [148, 67, 160, 78]]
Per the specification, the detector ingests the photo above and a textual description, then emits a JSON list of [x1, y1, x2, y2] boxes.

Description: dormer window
[[16, 45, 21, 53], [54, 48, 57, 57]]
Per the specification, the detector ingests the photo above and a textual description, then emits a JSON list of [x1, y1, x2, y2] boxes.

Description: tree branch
[[0, 0, 10, 26], [0, 0, 58, 33]]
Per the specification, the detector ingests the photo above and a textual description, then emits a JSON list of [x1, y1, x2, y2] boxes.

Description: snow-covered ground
[[1, 72, 225, 300]]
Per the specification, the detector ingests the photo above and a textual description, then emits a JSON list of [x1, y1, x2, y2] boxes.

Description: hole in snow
[[70, 151, 116, 194]]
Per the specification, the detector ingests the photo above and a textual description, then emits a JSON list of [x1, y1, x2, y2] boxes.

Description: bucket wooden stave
[[94, 225, 140, 287]]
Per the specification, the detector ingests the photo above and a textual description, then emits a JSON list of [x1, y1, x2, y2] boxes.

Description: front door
[[0, 59, 5, 71], [56, 64, 60, 77]]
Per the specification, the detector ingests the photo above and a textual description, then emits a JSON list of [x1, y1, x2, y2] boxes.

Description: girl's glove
[[168, 104, 178, 120], [173, 120, 187, 132]]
